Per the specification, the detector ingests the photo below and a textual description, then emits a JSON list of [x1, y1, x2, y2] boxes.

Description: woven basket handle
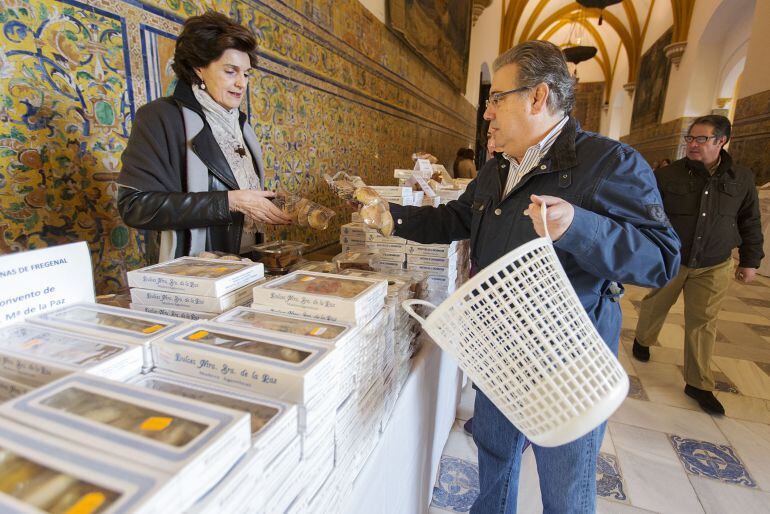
[[401, 299, 437, 326], [540, 201, 550, 241]]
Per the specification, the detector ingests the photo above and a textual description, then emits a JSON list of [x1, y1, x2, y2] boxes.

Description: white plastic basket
[[402, 203, 628, 447]]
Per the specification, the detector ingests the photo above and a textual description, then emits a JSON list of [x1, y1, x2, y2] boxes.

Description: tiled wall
[[573, 82, 604, 134], [0, 0, 476, 293], [620, 117, 695, 167], [730, 90, 770, 186]]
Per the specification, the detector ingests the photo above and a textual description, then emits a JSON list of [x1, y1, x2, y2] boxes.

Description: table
[[341, 338, 462, 514]]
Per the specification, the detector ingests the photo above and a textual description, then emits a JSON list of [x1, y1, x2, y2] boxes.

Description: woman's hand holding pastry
[[228, 190, 292, 225]]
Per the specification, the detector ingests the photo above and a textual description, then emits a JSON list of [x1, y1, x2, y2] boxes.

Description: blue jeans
[[471, 390, 605, 514]]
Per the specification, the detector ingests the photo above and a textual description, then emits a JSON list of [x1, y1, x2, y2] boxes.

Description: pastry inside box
[[127, 257, 265, 296], [0, 373, 251, 510], [0, 323, 144, 381], [151, 322, 338, 406], [129, 370, 298, 463], [26, 303, 186, 371], [251, 271, 387, 326], [213, 306, 356, 347], [250, 240, 307, 274], [0, 418, 180, 514]]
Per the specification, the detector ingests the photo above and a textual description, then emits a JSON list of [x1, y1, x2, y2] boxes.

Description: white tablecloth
[[341, 338, 462, 514]]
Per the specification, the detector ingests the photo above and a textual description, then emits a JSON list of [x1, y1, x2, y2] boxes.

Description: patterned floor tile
[[627, 375, 649, 401], [596, 452, 628, 502], [669, 435, 757, 487], [431, 456, 479, 512]]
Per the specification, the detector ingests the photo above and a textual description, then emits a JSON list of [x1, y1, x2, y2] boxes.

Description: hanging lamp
[[561, 9, 597, 80], [575, 0, 622, 25]]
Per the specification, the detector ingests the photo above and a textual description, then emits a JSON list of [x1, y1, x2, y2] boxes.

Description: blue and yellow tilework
[[0, 0, 475, 293]]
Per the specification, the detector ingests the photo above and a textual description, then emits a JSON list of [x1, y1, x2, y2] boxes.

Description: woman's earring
[[200, 82, 206, 90]]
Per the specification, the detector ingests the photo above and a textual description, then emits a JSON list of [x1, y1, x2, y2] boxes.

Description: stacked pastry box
[[406, 240, 471, 305], [0, 417, 181, 513], [149, 302, 350, 512], [437, 185, 465, 204], [25, 302, 186, 372], [0, 322, 145, 402], [340, 221, 367, 253], [0, 341, 72, 403], [127, 257, 265, 321], [0, 373, 251, 512], [338, 269, 418, 429], [128, 370, 298, 514], [331, 302, 388, 490], [250, 271, 390, 505], [368, 185, 414, 206], [211, 308, 353, 510], [364, 229, 408, 271]]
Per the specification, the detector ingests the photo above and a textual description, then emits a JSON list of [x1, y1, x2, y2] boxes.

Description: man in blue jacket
[[389, 41, 680, 513]]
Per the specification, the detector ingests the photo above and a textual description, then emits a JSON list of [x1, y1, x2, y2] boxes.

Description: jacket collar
[[492, 117, 579, 202], [542, 116, 579, 172], [685, 149, 734, 178]]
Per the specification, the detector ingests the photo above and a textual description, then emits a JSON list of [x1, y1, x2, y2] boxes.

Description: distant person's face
[[685, 124, 725, 166], [487, 131, 496, 155]]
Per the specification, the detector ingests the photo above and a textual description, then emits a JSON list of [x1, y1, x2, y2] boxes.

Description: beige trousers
[[634, 257, 734, 390]]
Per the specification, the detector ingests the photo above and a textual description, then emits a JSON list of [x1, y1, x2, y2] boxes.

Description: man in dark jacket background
[[389, 41, 680, 514], [633, 115, 764, 415]]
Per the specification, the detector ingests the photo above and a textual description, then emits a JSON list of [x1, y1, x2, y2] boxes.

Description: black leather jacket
[[655, 151, 764, 269], [118, 81, 260, 260]]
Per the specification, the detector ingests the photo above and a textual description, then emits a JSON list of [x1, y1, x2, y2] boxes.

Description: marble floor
[[429, 273, 770, 514]]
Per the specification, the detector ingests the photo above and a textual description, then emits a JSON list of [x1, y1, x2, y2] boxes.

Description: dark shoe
[[463, 418, 473, 436], [685, 385, 725, 415], [632, 339, 650, 362]]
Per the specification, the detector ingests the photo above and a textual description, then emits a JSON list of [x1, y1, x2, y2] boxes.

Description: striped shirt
[[501, 116, 569, 198]]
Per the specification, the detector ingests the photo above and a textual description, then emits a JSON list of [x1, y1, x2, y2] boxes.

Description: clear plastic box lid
[[251, 240, 307, 254], [132, 375, 283, 439], [215, 307, 351, 342], [0, 324, 130, 368], [266, 272, 377, 299], [146, 259, 251, 278]]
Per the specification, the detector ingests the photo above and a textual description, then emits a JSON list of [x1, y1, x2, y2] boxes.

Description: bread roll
[[360, 203, 386, 226], [308, 208, 333, 230], [354, 186, 382, 205], [379, 210, 394, 236]]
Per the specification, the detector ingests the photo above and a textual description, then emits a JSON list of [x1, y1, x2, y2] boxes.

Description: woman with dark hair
[[453, 148, 476, 179], [118, 12, 290, 262]]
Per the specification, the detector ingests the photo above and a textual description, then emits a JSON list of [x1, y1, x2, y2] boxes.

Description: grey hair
[[493, 41, 576, 115]]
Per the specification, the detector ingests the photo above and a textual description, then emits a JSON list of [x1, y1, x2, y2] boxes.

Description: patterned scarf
[[193, 84, 261, 246]]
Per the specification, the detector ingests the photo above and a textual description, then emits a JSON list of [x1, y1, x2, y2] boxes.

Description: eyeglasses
[[485, 86, 531, 109], [683, 135, 718, 144]]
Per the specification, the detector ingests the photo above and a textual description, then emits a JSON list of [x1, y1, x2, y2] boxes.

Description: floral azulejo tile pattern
[[432, 456, 479, 512], [596, 452, 628, 502], [669, 435, 757, 487], [627, 375, 649, 401]]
